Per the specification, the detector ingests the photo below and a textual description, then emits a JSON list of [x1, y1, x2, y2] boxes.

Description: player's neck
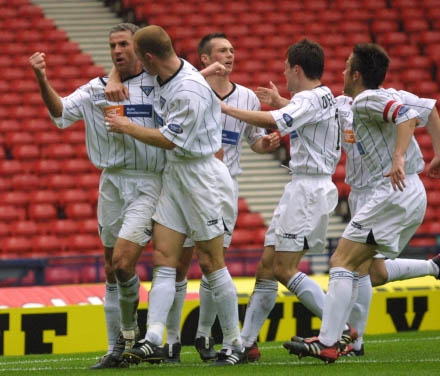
[[157, 55, 182, 82], [206, 75, 233, 97], [351, 85, 367, 100]]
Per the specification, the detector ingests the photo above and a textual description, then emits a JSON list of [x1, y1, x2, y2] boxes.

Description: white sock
[[348, 274, 372, 351], [206, 267, 242, 351], [117, 274, 139, 331], [385, 259, 436, 282], [196, 275, 217, 339], [287, 272, 325, 318], [343, 272, 359, 327], [145, 267, 176, 346], [241, 279, 278, 348], [166, 279, 187, 344], [104, 282, 120, 353], [319, 267, 354, 347]]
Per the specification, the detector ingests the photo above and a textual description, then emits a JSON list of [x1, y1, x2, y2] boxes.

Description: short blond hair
[[134, 25, 174, 59]]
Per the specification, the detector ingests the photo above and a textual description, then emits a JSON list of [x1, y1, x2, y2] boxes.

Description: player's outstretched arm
[[105, 66, 129, 102], [255, 81, 289, 109], [251, 132, 281, 153], [221, 102, 277, 129], [29, 52, 63, 117], [426, 106, 440, 178], [105, 114, 175, 150], [385, 118, 418, 191]]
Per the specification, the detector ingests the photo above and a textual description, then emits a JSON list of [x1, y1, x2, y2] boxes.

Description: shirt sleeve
[[353, 92, 420, 126], [50, 85, 88, 129], [398, 90, 436, 126], [269, 95, 318, 136]]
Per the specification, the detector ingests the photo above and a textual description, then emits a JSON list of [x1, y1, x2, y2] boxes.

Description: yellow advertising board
[[0, 276, 439, 355]]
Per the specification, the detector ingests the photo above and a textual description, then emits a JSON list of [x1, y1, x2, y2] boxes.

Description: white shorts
[[348, 187, 386, 259], [153, 156, 235, 242], [183, 175, 238, 249], [343, 174, 426, 258], [264, 175, 338, 253], [97, 168, 162, 248]]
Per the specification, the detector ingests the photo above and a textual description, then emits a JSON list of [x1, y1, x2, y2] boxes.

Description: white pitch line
[[1, 358, 440, 372]]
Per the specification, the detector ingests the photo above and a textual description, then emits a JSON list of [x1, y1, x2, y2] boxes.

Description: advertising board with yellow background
[[0, 276, 439, 355]]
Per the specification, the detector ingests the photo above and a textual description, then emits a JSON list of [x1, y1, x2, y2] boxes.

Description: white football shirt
[[52, 72, 165, 172], [351, 88, 428, 184], [270, 85, 341, 175], [155, 59, 221, 161], [340, 92, 436, 189], [219, 83, 266, 177]]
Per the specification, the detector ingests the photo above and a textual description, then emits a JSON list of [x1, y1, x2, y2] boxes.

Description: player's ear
[[200, 53, 210, 67]]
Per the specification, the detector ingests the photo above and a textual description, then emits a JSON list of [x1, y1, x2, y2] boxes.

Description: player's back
[[154, 59, 221, 161]]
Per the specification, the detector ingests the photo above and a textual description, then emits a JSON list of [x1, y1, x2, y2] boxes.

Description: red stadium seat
[[12, 144, 40, 160], [45, 174, 77, 190], [0, 206, 24, 221], [65, 202, 94, 219], [78, 218, 98, 234], [230, 229, 255, 248], [2, 237, 32, 254], [58, 189, 90, 206], [76, 173, 100, 189], [0, 160, 23, 176], [0, 222, 10, 238], [11, 220, 39, 237], [0, 191, 29, 207], [25, 119, 53, 133], [42, 144, 76, 159], [64, 130, 85, 144], [235, 213, 266, 229], [64, 159, 93, 174], [5, 132, 34, 147], [68, 234, 101, 252], [403, 19, 429, 33], [50, 219, 80, 236], [28, 203, 58, 221], [11, 174, 40, 191], [376, 32, 408, 46], [32, 235, 63, 254], [34, 159, 62, 175], [45, 266, 80, 285], [371, 20, 399, 34], [29, 189, 58, 205], [400, 69, 431, 84], [237, 197, 250, 213], [35, 132, 62, 146]]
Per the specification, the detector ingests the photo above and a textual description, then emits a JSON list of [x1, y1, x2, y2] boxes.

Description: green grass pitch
[[1, 331, 439, 375]]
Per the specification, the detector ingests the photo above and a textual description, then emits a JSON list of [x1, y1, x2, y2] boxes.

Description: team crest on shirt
[[290, 130, 298, 139], [160, 96, 166, 109], [283, 113, 293, 127], [141, 86, 154, 96], [168, 123, 183, 134]]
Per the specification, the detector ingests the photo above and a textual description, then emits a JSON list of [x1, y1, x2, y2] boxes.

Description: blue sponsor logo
[[222, 130, 240, 145], [398, 105, 410, 116], [141, 86, 153, 96], [124, 104, 152, 118], [283, 113, 293, 127], [356, 141, 365, 155], [168, 123, 183, 134], [290, 130, 298, 139], [160, 96, 166, 109]]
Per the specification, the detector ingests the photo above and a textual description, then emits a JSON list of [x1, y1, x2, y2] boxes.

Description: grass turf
[[0, 330, 439, 375]]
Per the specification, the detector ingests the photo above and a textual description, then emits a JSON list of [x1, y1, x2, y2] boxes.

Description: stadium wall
[[0, 276, 439, 355]]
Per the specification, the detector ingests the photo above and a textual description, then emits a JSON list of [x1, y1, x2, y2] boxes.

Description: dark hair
[[286, 39, 324, 80], [351, 43, 390, 89], [197, 33, 228, 59], [109, 23, 139, 36]]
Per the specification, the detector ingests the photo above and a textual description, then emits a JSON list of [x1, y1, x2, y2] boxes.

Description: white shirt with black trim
[[270, 85, 340, 175], [340, 91, 436, 189], [351, 88, 427, 184], [220, 83, 266, 177], [51, 72, 165, 172]]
